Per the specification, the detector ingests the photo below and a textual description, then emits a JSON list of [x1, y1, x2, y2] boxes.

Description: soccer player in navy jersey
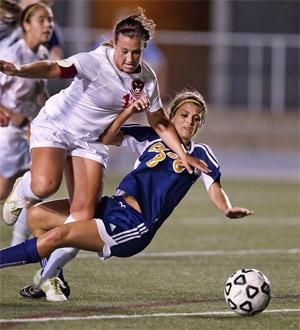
[[0, 90, 253, 301]]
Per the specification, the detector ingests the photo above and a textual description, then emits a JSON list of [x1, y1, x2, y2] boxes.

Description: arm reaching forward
[[0, 60, 61, 79], [99, 96, 150, 145], [208, 182, 254, 219]]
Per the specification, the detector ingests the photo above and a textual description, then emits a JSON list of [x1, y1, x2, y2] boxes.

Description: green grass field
[[0, 176, 299, 330]]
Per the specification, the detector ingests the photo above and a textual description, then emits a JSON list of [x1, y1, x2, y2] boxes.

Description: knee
[[43, 225, 66, 247], [44, 226, 77, 257], [27, 206, 43, 235], [31, 175, 61, 198]]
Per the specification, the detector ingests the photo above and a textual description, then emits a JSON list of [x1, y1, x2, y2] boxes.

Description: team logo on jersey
[[131, 79, 145, 97]]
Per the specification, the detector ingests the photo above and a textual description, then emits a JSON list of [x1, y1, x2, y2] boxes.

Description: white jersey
[[0, 39, 48, 121], [41, 46, 163, 139]]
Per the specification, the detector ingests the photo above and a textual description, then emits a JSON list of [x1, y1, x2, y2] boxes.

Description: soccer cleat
[[3, 178, 28, 225], [19, 271, 71, 299], [19, 283, 45, 298], [33, 268, 68, 302], [39, 277, 68, 302]]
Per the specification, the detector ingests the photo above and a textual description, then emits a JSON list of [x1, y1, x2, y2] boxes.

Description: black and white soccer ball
[[224, 268, 271, 316]]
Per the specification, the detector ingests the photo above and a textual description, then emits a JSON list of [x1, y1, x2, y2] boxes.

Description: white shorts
[[94, 218, 117, 260], [30, 111, 109, 167], [0, 126, 30, 178]]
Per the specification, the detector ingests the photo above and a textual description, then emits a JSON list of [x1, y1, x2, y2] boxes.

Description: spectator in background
[[0, 2, 54, 245], [0, 0, 22, 48], [19, 0, 64, 60]]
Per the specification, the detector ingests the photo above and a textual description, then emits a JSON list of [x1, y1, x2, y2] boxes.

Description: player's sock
[[0, 238, 41, 268], [17, 171, 40, 201], [10, 208, 31, 246], [40, 214, 79, 280]]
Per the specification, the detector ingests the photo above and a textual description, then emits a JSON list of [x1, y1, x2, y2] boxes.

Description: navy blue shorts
[[95, 196, 154, 258]]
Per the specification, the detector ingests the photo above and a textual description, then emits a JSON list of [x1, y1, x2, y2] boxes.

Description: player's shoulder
[[1, 39, 23, 62], [141, 60, 157, 80], [121, 124, 158, 142], [191, 142, 220, 167]]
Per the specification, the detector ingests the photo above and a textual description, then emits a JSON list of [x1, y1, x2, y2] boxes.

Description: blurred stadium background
[[49, 0, 299, 181]]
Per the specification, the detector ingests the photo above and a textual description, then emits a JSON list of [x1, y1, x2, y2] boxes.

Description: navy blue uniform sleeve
[[120, 124, 158, 142]]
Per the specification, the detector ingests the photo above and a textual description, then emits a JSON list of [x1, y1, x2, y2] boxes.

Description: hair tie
[[171, 99, 203, 115], [23, 3, 42, 23], [115, 27, 141, 35]]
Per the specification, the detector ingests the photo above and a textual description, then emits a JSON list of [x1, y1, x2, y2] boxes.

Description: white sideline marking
[[178, 216, 300, 226], [77, 248, 300, 259], [1, 309, 299, 323]]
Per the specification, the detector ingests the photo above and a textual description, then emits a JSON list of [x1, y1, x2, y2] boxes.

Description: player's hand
[[0, 109, 10, 127], [0, 60, 19, 76], [225, 207, 254, 219], [127, 96, 150, 114], [180, 153, 211, 174]]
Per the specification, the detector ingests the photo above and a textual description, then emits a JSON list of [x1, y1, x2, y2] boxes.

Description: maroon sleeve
[[58, 64, 78, 78]]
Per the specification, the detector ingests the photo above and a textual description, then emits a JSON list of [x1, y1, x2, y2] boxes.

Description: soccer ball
[[224, 268, 271, 316]]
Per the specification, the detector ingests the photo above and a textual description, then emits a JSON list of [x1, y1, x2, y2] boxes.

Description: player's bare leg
[[3, 148, 67, 225], [37, 219, 105, 257], [65, 156, 105, 221], [30, 148, 67, 199], [28, 198, 70, 237]]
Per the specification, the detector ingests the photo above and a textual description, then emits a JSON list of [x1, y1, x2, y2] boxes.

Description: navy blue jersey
[[115, 125, 221, 232]]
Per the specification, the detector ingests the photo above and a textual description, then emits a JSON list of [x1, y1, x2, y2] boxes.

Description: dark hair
[[0, 0, 22, 30], [20, 2, 50, 32], [113, 7, 155, 48], [168, 90, 208, 124]]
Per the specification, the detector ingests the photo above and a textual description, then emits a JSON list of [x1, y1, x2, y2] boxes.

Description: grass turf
[[0, 176, 299, 329]]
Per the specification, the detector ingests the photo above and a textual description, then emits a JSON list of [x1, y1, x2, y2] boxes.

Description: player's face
[[170, 103, 203, 144], [23, 7, 54, 46], [114, 34, 145, 73]]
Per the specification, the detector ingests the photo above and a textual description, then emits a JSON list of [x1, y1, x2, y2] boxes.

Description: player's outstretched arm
[[0, 60, 61, 79], [208, 182, 254, 219], [99, 96, 150, 146]]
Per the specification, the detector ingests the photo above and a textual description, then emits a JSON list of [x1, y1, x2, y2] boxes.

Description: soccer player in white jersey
[[0, 90, 254, 301], [0, 3, 53, 244], [0, 8, 209, 297], [0, 0, 22, 48]]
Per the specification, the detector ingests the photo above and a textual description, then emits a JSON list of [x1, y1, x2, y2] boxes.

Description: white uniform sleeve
[[120, 135, 149, 155], [57, 52, 101, 82], [142, 62, 163, 113], [147, 78, 163, 113], [200, 173, 216, 191]]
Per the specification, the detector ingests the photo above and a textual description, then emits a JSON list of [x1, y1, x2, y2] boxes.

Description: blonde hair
[[20, 2, 50, 32], [168, 90, 208, 124]]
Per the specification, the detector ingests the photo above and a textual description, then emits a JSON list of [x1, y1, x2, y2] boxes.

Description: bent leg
[[0, 220, 103, 269], [30, 147, 67, 199], [38, 220, 104, 258], [65, 156, 105, 220], [28, 198, 70, 237]]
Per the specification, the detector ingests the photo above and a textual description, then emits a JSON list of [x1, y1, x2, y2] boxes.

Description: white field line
[[77, 248, 300, 259], [1, 309, 299, 324], [177, 217, 300, 226]]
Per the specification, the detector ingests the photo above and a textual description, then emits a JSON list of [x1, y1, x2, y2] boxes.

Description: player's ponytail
[[113, 7, 155, 48]]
